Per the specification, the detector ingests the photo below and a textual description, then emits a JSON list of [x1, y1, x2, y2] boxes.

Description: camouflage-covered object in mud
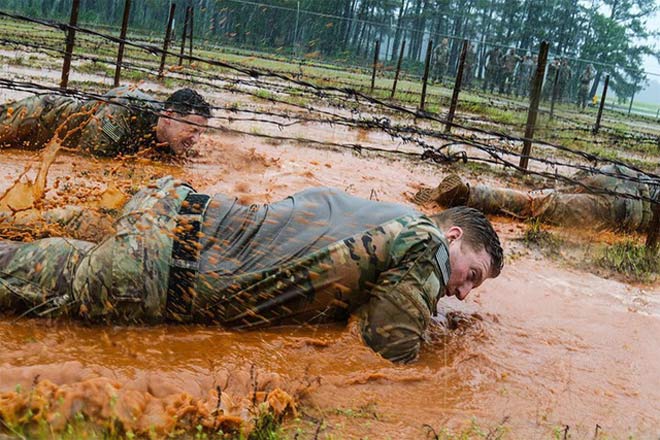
[[467, 164, 659, 232], [0, 86, 161, 156], [0, 179, 451, 363]]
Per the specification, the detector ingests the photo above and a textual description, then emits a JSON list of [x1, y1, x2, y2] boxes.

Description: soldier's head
[[156, 88, 212, 155], [430, 207, 503, 300], [442, 38, 449, 45]]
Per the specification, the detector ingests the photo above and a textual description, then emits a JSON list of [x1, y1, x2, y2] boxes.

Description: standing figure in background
[[577, 64, 594, 109], [482, 47, 502, 93], [499, 49, 519, 95], [515, 55, 535, 98], [557, 58, 573, 102], [461, 43, 477, 89], [432, 39, 450, 84], [542, 58, 561, 100]]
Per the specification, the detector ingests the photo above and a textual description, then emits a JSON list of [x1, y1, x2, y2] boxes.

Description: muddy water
[[1, 135, 659, 438]]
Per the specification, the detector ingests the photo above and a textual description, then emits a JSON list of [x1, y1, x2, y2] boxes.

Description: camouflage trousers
[[0, 177, 192, 322], [468, 179, 653, 232], [0, 94, 87, 150]]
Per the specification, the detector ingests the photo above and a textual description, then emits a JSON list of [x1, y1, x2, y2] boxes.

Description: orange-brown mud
[[1, 130, 659, 439]]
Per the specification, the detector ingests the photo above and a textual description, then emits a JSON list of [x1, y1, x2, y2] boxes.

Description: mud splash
[[0, 132, 659, 438]]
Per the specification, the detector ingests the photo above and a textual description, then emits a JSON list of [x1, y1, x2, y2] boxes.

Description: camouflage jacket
[[192, 188, 451, 362], [0, 86, 162, 156], [0, 181, 451, 363]]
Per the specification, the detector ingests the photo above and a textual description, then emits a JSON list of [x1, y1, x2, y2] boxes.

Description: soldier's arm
[[78, 101, 131, 156], [360, 221, 448, 363]]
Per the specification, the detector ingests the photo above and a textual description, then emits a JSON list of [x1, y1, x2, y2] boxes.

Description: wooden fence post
[[519, 40, 549, 170], [60, 0, 80, 89], [113, 0, 132, 87], [390, 40, 406, 98], [370, 39, 380, 93], [188, 6, 194, 63], [593, 74, 610, 134], [178, 6, 190, 66], [549, 67, 560, 120], [419, 39, 433, 110], [158, 3, 176, 79], [445, 39, 468, 133]]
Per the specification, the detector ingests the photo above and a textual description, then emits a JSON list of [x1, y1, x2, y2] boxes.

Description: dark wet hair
[[431, 206, 504, 278], [164, 88, 211, 118]]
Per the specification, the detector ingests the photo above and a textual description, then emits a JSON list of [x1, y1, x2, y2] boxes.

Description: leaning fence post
[[593, 74, 609, 134], [158, 3, 177, 79], [370, 39, 380, 93], [419, 39, 433, 110], [60, 0, 80, 89], [390, 40, 406, 98], [549, 67, 560, 120], [188, 6, 194, 63], [519, 40, 549, 170], [178, 6, 190, 66], [113, 0, 132, 87], [445, 39, 468, 133]]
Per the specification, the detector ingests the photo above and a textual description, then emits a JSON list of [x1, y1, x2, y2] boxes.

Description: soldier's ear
[[444, 226, 463, 243]]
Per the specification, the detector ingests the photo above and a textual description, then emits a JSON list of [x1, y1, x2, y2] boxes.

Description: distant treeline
[[2, 0, 657, 100]]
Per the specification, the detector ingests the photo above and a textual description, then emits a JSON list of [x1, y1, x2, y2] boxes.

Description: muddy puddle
[[0, 130, 658, 438]]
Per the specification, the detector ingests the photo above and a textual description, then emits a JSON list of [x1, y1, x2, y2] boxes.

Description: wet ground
[[1, 130, 659, 438]]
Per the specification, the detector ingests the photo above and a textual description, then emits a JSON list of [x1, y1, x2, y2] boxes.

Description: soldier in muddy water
[[0, 87, 211, 157], [414, 165, 660, 233], [0, 177, 503, 364]]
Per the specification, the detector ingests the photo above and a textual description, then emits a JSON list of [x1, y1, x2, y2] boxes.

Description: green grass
[[595, 239, 659, 282]]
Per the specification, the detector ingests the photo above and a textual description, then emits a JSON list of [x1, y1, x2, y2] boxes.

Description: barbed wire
[[0, 12, 658, 206]]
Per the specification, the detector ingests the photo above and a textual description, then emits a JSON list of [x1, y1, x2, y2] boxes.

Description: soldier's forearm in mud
[[360, 241, 443, 363], [1, 206, 115, 242]]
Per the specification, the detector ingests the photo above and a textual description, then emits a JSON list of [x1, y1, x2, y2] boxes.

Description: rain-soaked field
[[1, 129, 659, 439], [1, 28, 660, 439]]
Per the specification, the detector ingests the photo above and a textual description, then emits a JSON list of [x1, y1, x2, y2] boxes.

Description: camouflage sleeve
[[78, 100, 132, 156], [360, 220, 448, 363]]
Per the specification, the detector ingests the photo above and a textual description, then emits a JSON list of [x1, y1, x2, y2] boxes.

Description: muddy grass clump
[[594, 239, 659, 283], [518, 219, 563, 256]]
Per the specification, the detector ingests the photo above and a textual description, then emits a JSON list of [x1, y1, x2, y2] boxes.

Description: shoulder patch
[[434, 243, 451, 285], [101, 120, 123, 143]]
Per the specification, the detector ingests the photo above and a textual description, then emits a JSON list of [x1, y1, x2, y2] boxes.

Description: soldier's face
[[157, 112, 208, 155], [444, 226, 492, 301]]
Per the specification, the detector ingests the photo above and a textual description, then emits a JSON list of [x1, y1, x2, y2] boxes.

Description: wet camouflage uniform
[[483, 48, 502, 93], [516, 56, 535, 98], [542, 59, 560, 100], [577, 66, 594, 109], [461, 46, 477, 88], [0, 179, 451, 363], [466, 165, 659, 232], [432, 42, 450, 83], [557, 60, 572, 102], [0, 86, 161, 156], [499, 50, 519, 95]]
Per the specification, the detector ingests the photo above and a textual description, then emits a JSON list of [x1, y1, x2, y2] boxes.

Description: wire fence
[[0, 6, 659, 248]]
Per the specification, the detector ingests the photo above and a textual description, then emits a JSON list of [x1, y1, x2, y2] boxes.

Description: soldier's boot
[[413, 174, 470, 206]]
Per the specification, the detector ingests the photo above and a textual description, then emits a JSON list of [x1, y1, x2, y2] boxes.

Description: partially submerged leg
[[0, 237, 93, 317]]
